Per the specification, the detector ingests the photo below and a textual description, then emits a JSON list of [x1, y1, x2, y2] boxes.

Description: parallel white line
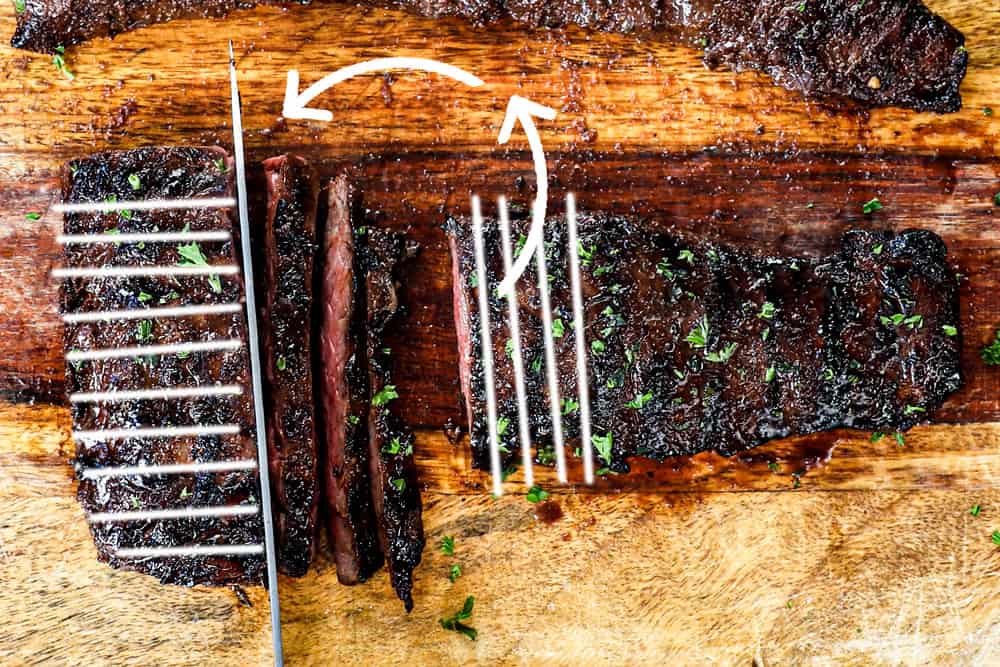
[[54, 197, 236, 214], [89, 504, 259, 524], [74, 424, 241, 442], [70, 384, 242, 403], [567, 194, 595, 485], [63, 303, 243, 324], [497, 197, 534, 489], [66, 339, 243, 362], [80, 459, 257, 479], [52, 265, 238, 279], [58, 231, 232, 245], [115, 544, 264, 559], [472, 196, 504, 497]]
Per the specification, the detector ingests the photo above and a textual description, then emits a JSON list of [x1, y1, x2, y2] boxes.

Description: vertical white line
[[497, 197, 534, 489], [472, 196, 504, 497], [567, 194, 595, 484], [533, 204, 567, 484]]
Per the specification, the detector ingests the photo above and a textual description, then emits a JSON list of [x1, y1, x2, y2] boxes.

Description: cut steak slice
[[11, 0, 966, 112], [447, 213, 963, 472], [317, 175, 382, 584], [61, 146, 264, 586], [259, 154, 320, 577], [365, 228, 424, 612]]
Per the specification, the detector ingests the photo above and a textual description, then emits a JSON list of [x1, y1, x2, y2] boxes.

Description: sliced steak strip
[[317, 175, 382, 584], [12, 0, 966, 112], [365, 228, 424, 612], [259, 154, 320, 577], [62, 146, 264, 586], [447, 214, 963, 472]]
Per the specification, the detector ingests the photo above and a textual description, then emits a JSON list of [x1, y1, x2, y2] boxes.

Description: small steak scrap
[[448, 214, 963, 472], [62, 146, 264, 586], [260, 155, 320, 577]]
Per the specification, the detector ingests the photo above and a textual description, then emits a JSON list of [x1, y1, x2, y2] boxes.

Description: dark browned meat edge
[[365, 227, 424, 611], [317, 174, 383, 584], [260, 154, 320, 577], [447, 213, 963, 473], [62, 146, 265, 586], [11, 0, 967, 113]]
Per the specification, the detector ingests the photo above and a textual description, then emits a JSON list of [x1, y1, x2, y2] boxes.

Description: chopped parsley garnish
[[894, 432, 905, 447], [686, 316, 710, 349], [903, 405, 926, 416], [276, 357, 287, 372], [625, 391, 653, 410], [496, 416, 510, 437], [758, 302, 776, 320], [656, 259, 674, 280], [137, 319, 153, 342], [765, 366, 776, 383], [347, 415, 360, 426], [577, 241, 594, 266], [942, 325, 958, 337], [872, 243, 884, 256], [449, 564, 462, 583], [881, 313, 923, 330], [390, 478, 406, 492], [561, 397, 579, 415], [591, 432, 613, 465], [993, 531, 1000, 546], [13, 0, 25, 14], [705, 342, 738, 364], [24, 212, 41, 221], [440, 535, 455, 556], [981, 329, 1000, 366], [177, 239, 222, 293], [862, 198, 883, 215], [551, 318, 565, 338], [137, 291, 152, 303], [591, 340, 606, 355], [213, 157, 227, 173], [179, 487, 191, 499], [970, 505, 981, 517], [439, 596, 477, 641], [371, 385, 399, 406], [768, 461, 780, 472], [678, 249, 695, 264], [505, 339, 515, 358], [52, 45, 74, 80], [985, 107, 995, 117], [127, 173, 141, 190], [526, 485, 549, 503], [468, 273, 478, 288], [994, 192, 1000, 207], [871, 432, 885, 442]]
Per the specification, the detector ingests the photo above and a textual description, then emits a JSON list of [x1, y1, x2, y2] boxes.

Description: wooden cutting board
[[2, 2, 1000, 665]]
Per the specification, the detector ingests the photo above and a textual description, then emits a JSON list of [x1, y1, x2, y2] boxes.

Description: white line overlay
[[53, 197, 236, 214], [472, 196, 504, 497], [497, 197, 534, 489], [52, 265, 238, 279], [115, 544, 264, 559], [70, 384, 243, 404], [80, 459, 257, 479], [63, 303, 243, 324], [58, 231, 232, 245], [73, 424, 241, 442], [89, 504, 259, 524], [566, 194, 595, 484], [66, 339, 243, 362]]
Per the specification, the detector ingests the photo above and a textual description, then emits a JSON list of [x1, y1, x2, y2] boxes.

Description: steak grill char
[[61, 146, 265, 586], [448, 214, 963, 472], [12, 0, 967, 112]]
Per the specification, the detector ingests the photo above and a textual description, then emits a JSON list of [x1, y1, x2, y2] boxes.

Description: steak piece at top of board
[[61, 146, 265, 586], [259, 154, 321, 578]]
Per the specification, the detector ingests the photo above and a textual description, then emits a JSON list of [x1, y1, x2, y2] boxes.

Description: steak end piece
[[317, 174, 383, 585], [365, 227, 424, 611], [448, 213, 963, 472], [260, 154, 320, 578], [62, 146, 265, 586]]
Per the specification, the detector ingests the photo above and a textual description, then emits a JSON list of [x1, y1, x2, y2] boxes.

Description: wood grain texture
[[1, 0, 1000, 664]]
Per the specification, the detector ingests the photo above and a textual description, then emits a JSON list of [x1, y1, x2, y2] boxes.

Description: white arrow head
[[283, 69, 335, 122], [498, 95, 558, 145]]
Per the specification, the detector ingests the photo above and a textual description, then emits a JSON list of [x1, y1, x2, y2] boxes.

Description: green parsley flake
[[372, 385, 399, 406], [758, 302, 776, 320], [686, 316, 710, 349], [561, 397, 580, 415], [592, 432, 613, 465], [496, 417, 510, 437], [137, 291, 152, 303], [127, 173, 141, 190], [137, 319, 153, 342], [449, 564, 462, 583], [993, 531, 1000, 546], [981, 329, 1000, 366], [439, 596, 477, 641], [765, 366, 776, 383], [706, 342, 738, 364], [276, 357, 287, 372], [177, 240, 222, 294], [13, 0, 26, 13], [903, 405, 926, 416], [862, 198, 883, 215], [25, 212, 41, 221], [591, 340, 606, 355], [390, 478, 406, 492], [440, 535, 455, 556], [52, 46, 74, 80], [970, 505, 981, 517], [625, 391, 653, 410], [942, 325, 958, 337], [551, 318, 565, 338], [678, 249, 695, 264], [526, 485, 549, 503]]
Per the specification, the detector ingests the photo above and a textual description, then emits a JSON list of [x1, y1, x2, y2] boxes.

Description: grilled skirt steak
[[260, 155, 320, 577], [448, 214, 963, 472], [12, 0, 966, 112], [365, 228, 424, 612], [61, 146, 265, 586], [317, 175, 383, 584]]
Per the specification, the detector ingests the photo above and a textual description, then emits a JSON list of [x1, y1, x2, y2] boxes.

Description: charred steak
[[12, 0, 966, 112], [448, 214, 963, 472], [365, 228, 424, 612], [260, 155, 320, 577], [317, 175, 383, 584], [62, 146, 265, 586]]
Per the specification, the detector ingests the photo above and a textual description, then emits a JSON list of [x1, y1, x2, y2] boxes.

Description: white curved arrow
[[496, 95, 558, 296], [283, 57, 485, 121]]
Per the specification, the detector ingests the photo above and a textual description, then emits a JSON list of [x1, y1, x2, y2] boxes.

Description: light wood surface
[[1, 1, 1000, 665]]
